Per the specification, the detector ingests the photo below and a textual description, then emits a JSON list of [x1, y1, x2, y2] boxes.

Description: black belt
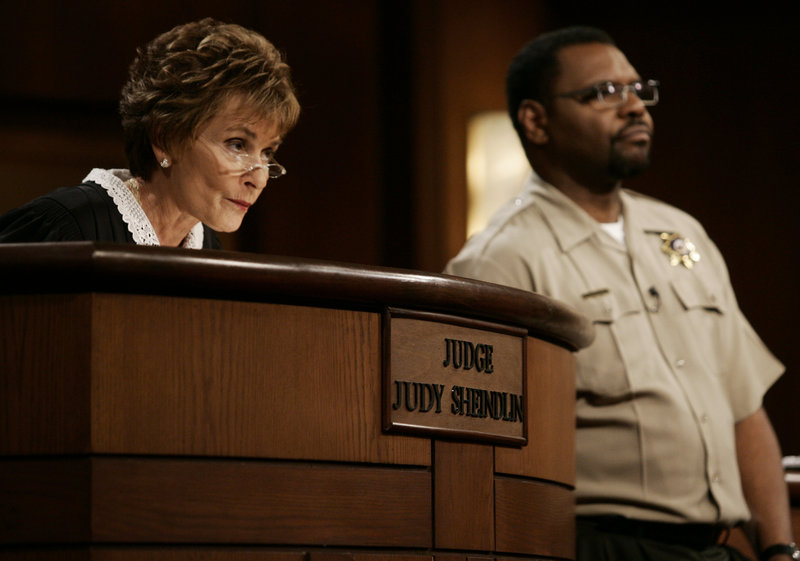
[[578, 515, 728, 550]]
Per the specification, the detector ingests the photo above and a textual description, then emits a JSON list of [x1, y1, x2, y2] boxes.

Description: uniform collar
[[521, 171, 614, 252], [522, 172, 675, 253]]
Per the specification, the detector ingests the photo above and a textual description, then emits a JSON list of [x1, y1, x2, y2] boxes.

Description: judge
[[0, 18, 300, 248]]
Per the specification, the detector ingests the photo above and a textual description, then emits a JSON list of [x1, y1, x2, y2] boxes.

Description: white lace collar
[[83, 168, 204, 248]]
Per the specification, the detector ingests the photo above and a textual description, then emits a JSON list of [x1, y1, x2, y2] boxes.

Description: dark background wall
[[1, 1, 797, 453]]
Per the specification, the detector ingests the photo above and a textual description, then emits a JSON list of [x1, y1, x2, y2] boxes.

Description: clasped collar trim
[[84, 168, 205, 249]]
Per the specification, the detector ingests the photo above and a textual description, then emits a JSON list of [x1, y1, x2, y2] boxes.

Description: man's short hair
[[506, 26, 615, 138]]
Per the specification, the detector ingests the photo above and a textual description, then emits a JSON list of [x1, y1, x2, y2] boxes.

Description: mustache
[[612, 120, 653, 141]]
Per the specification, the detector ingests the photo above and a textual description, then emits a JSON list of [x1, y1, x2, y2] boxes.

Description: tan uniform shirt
[[445, 173, 783, 524]]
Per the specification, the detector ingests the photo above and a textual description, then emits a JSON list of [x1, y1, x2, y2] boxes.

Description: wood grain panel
[[497, 557, 550, 561], [385, 310, 525, 444], [313, 553, 433, 561], [0, 294, 92, 454], [351, 554, 432, 561], [89, 294, 428, 465], [0, 547, 435, 561], [95, 550, 307, 561], [432, 555, 465, 561], [0, 458, 90, 543], [0, 552, 89, 561], [0, 244, 594, 353], [0, 550, 306, 561], [494, 476, 574, 559], [494, 337, 575, 486], [433, 440, 494, 550], [91, 457, 431, 547]]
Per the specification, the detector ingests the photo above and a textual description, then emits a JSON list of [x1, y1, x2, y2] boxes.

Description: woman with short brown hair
[[0, 18, 300, 248]]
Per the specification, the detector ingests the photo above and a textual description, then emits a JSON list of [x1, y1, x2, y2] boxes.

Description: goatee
[[609, 120, 653, 179], [609, 148, 651, 179]]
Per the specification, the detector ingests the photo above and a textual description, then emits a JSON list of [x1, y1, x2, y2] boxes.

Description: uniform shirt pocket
[[576, 287, 641, 400]]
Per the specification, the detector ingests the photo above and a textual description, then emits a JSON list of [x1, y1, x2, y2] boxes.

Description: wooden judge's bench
[[0, 243, 594, 560]]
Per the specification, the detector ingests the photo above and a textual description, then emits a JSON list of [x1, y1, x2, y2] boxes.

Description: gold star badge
[[660, 232, 701, 269]]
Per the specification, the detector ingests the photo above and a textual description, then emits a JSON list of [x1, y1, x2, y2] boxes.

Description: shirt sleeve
[[444, 235, 538, 292], [699, 230, 784, 420]]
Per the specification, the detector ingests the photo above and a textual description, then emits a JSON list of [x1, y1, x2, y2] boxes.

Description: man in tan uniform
[[445, 27, 794, 561]]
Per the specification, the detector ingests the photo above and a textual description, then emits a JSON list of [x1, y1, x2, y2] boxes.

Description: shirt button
[[514, 198, 522, 206], [701, 414, 709, 423], [675, 359, 686, 368], [712, 473, 721, 484]]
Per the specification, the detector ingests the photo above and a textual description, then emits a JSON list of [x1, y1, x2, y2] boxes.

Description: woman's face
[[166, 96, 283, 233]]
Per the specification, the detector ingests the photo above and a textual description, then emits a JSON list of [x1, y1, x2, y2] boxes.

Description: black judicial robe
[[0, 182, 221, 248]]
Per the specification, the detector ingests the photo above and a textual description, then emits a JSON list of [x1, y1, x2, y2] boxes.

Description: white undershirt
[[598, 216, 626, 246]]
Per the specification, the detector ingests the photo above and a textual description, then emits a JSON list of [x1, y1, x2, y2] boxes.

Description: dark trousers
[[577, 517, 754, 561]]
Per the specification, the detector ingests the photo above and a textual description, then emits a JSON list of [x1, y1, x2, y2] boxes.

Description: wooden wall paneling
[[88, 457, 432, 547], [0, 294, 92, 455], [0, 551, 443, 561], [316, 553, 433, 561], [0, 553, 90, 561], [494, 337, 575, 486], [242, 1, 384, 263], [0, 550, 308, 561], [494, 477, 574, 559], [433, 440, 494, 550], [89, 294, 429, 465], [409, 0, 547, 271], [0, 125, 127, 213], [94, 551, 307, 561], [496, 557, 551, 561]]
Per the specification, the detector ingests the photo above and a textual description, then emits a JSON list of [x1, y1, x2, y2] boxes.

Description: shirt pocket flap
[[580, 287, 640, 324], [669, 274, 725, 313]]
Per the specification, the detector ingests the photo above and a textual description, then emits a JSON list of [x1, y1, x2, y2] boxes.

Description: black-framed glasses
[[555, 79, 660, 108]]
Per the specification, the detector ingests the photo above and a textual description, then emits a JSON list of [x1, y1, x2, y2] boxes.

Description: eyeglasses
[[555, 79, 660, 108], [233, 151, 287, 179], [201, 136, 287, 179]]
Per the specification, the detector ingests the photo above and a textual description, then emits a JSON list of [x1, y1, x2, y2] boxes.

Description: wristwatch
[[760, 542, 800, 561]]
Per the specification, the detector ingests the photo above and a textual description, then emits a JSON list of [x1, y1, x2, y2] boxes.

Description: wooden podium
[[0, 243, 593, 561]]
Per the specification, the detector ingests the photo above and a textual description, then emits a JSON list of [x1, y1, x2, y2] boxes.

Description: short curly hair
[[120, 18, 300, 179]]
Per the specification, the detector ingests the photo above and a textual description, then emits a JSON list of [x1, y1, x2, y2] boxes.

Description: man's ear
[[517, 99, 549, 145]]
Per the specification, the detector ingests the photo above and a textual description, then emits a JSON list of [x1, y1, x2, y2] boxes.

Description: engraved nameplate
[[383, 308, 526, 445]]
